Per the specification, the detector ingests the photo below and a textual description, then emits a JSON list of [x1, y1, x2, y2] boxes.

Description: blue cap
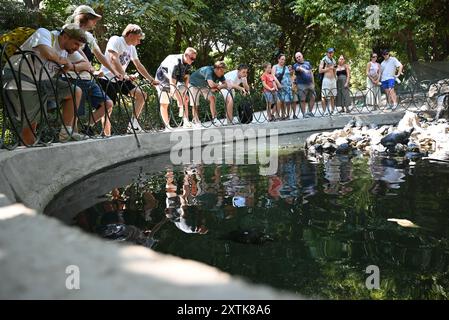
[[327, 48, 335, 53]]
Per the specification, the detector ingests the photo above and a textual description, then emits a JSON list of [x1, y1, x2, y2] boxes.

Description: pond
[[44, 135, 449, 299]]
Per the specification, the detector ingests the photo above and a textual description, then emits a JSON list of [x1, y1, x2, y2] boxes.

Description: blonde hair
[[214, 61, 227, 69], [184, 47, 197, 55], [122, 24, 145, 39]]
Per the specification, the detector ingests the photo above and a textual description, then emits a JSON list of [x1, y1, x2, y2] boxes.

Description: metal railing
[[1, 47, 448, 150]]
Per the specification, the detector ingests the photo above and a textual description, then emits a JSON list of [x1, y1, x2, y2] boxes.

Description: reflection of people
[[165, 168, 208, 234], [299, 156, 318, 198], [223, 165, 255, 207], [268, 175, 282, 200], [323, 155, 353, 195], [279, 157, 299, 204]]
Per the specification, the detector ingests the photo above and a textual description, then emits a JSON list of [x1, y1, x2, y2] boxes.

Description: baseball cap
[[73, 5, 102, 18], [382, 49, 390, 55], [327, 48, 335, 53]]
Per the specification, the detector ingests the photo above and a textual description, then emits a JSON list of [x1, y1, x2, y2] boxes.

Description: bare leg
[[226, 95, 233, 122], [62, 87, 82, 127], [209, 95, 217, 119]]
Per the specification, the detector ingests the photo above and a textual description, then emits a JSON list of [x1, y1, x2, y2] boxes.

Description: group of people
[[261, 48, 404, 122], [1, 4, 405, 144]]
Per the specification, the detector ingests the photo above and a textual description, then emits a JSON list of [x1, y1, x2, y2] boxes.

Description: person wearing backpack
[[272, 54, 292, 120], [319, 48, 337, 115], [2, 24, 91, 144]]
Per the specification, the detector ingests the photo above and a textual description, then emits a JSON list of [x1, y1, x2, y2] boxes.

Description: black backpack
[[238, 99, 253, 124]]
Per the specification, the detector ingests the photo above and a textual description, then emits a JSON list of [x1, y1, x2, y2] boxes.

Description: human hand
[[114, 73, 124, 81], [94, 70, 104, 77]]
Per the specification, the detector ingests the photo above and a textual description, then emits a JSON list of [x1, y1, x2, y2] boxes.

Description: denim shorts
[[65, 79, 111, 115], [263, 91, 277, 104]]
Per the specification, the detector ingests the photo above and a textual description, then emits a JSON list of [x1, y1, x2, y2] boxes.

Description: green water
[[45, 149, 449, 299]]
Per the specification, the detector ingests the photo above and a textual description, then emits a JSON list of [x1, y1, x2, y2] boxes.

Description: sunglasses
[[371, 56, 377, 58]]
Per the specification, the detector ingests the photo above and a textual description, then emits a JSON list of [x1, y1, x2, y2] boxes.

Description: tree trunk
[[405, 30, 418, 62], [172, 22, 183, 53], [93, 6, 108, 52], [23, 0, 42, 10]]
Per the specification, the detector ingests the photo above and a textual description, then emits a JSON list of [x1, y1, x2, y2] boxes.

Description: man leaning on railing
[[2, 23, 91, 144]]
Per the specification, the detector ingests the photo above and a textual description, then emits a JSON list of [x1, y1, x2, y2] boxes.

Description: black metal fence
[[1, 47, 448, 150]]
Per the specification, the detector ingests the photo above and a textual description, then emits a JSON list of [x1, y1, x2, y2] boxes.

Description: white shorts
[[157, 83, 188, 105], [321, 77, 337, 98]]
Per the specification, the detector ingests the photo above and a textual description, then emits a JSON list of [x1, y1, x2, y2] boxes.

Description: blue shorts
[[63, 78, 111, 116], [381, 79, 395, 90], [263, 91, 277, 104]]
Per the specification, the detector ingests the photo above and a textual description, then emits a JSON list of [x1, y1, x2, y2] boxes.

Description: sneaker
[[307, 112, 315, 117], [182, 120, 193, 129], [391, 104, 398, 111], [127, 123, 144, 134], [211, 117, 220, 126], [59, 129, 88, 142], [303, 113, 310, 119]]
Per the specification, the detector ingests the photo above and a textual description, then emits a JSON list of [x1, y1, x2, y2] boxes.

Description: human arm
[[395, 60, 404, 78], [92, 46, 122, 80], [345, 64, 351, 87], [132, 59, 159, 85], [242, 77, 250, 93]]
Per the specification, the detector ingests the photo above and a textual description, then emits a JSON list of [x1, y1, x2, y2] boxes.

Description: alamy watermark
[[365, 265, 380, 290], [365, 5, 380, 30], [169, 128, 279, 175], [65, 265, 80, 290]]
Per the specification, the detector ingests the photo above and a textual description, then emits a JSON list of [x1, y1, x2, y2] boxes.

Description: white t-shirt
[[100, 36, 138, 81], [381, 57, 402, 81], [84, 31, 99, 51], [224, 70, 246, 89], [158, 54, 183, 79], [5, 28, 68, 90]]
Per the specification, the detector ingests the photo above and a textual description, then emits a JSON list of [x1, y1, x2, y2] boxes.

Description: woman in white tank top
[[366, 53, 381, 108]]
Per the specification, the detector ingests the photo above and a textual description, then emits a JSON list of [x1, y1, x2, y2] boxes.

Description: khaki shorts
[[4, 76, 76, 124], [189, 86, 214, 107]]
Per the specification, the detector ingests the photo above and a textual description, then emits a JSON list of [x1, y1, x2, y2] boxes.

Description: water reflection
[[45, 150, 449, 299]]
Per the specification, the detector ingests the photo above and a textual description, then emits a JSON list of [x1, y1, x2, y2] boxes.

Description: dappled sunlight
[[118, 246, 233, 286]]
